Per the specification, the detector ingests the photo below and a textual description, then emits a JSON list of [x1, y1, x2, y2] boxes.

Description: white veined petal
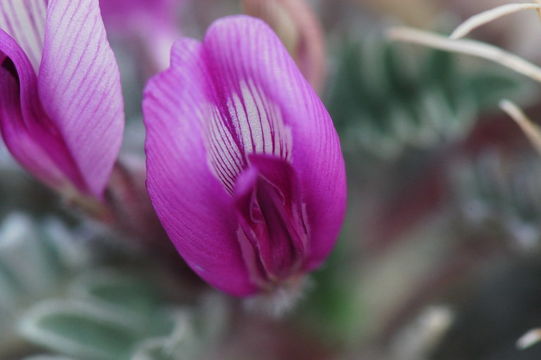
[[205, 79, 293, 193], [0, 0, 47, 72]]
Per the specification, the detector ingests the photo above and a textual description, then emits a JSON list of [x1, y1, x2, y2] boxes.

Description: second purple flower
[[0, 0, 124, 198]]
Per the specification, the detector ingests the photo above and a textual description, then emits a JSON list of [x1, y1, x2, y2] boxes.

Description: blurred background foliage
[[3, 0, 541, 359], [328, 38, 532, 158]]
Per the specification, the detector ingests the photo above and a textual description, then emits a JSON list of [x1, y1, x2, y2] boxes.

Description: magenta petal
[[100, 0, 178, 31], [37, 0, 124, 197], [202, 16, 346, 270], [144, 16, 346, 296], [144, 39, 258, 296], [99, 0, 182, 73], [0, 0, 124, 197], [0, 30, 84, 191], [0, 0, 48, 72], [234, 154, 309, 282]]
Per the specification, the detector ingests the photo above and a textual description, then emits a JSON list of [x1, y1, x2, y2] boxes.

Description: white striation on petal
[[206, 79, 292, 193], [0, 0, 47, 72]]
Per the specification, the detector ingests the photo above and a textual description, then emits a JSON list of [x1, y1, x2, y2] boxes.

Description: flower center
[[234, 154, 310, 290]]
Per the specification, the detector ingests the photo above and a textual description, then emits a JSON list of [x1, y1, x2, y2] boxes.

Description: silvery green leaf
[[0, 214, 92, 351], [0, 142, 16, 170], [0, 260, 19, 314], [67, 269, 173, 338], [194, 293, 229, 345], [450, 151, 541, 252], [68, 270, 160, 317], [131, 311, 199, 360], [328, 37, 533, 159], [23, 356, 76, 360], [41, 218, 91, 271], [18, 300, 141, 360], [0, 214, 57, 298]]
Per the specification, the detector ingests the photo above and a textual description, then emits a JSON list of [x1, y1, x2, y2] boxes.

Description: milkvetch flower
[[243, 0, 327, 91], [143, 16, 346, 297], [100, 0, 179, 27], [100, 0, 183, 74], [0, 0, 124, 198]]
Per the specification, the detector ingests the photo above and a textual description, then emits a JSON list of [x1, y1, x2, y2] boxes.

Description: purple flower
[[100, 0, 178, 27], [100, 0, 184, 73], [0, 0, 124, 198], [143, 16, 346, 297], [243, 0, 327, 92]]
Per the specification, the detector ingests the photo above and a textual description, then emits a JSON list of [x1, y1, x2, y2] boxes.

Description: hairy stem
[[388, 27, 541, 83], [450, 3, 541, 40]]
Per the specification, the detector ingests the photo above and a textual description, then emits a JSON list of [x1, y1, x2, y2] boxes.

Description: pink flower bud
[[243, 0, 327, 92]]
